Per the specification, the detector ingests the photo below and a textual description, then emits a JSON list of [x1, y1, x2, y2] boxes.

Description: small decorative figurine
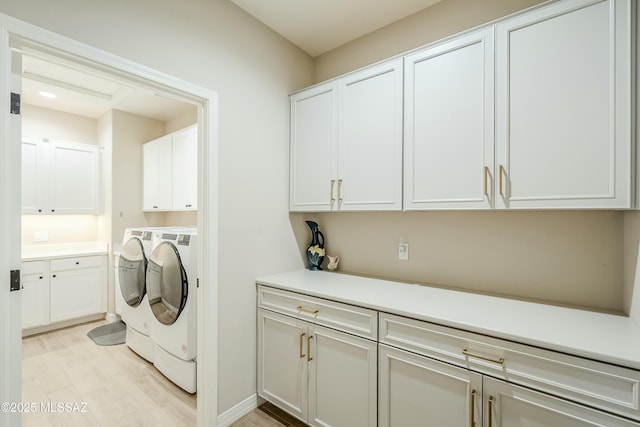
[[305, 221, 325, 270], [327, 255, 339, 271]]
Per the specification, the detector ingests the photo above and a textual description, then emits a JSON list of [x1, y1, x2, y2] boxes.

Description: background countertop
[[22, 241, 109, 261], [257, 269, 640, 371]]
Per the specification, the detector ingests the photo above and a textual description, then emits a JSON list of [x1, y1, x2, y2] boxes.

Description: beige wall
[[1, 0, 314, 415], [313, 0, 546, 82]]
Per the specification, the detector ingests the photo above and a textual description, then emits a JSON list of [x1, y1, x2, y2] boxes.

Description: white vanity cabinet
[[290, 59, 403, 212], [22, 137, 101, 214], [257, 286, 378, 426], [143, 124, 197, 211], [404, 28, 495, 210], [21, 261, 50, 329], [494, 0, 633, 209]]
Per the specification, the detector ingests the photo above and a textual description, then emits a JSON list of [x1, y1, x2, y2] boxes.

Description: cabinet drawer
[[50, 255, 102, 272], [258, 286, 377, 340], [21, 260, 47, 275], [380, 312, 640, 421]]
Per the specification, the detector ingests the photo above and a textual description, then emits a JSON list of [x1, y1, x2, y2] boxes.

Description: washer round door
[[118, 237, 147, 307], [146, 241, 188, 325]]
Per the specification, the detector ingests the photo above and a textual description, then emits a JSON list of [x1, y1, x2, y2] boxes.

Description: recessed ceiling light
[[38, 91, 57, 99]]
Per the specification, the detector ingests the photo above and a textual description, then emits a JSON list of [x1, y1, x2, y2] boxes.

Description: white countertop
[[22, 241, 109, 261], [257, 269, 640, 371]]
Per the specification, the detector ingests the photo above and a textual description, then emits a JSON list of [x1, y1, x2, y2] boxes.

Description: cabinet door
[[21, 272, 49, 330], [308, 324, 377, 427], [404, 28, 494, 210], [21, 138, 49, 214], [143, 135, 173, 211], [484, 376, 638, 427], [257, 309, 308, 423], [290, 81, 339, 212], [495, 0, 632, 209], [378, 344, 482, 427], [172, 125, 198, 211], [49, 141, 100, 214], [339, 59, 403, 211], [50, 266, 103, 323]]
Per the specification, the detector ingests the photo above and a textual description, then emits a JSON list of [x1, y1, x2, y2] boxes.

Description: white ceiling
[[22, 55, 193, 122], [229, 0, 442, 57]]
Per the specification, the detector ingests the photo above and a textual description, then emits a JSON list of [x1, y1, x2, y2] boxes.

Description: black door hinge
[[10, 92, 20, 115], [10, 270, 20, 292]]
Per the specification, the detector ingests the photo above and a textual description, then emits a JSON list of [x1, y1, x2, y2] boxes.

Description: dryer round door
[[118, 237, 147, 307], [146, 241, 188, 325]]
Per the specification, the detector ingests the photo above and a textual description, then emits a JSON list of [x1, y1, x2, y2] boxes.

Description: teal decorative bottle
[[305, 221, 325, 271]]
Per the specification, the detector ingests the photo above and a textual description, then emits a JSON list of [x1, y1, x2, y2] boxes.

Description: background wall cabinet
[[404, 28, 494, 210], [21, 255, 106, 332], [22, 137, 101, 214], [257, 287, 378, 426], [495, 0, 633, 209], [143, 124, 197, 211], [290, 59, 403, 212]]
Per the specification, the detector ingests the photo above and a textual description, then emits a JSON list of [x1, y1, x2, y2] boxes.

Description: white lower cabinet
[[257, 286, 378, 427], [21, 255, 106, 331], [21, 261, 50, 329], [378, 344, 481, 427]]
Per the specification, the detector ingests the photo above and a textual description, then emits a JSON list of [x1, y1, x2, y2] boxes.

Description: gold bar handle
[[299, 333, 306, 358], [297, 305, 319, 315], [488, 396, 495, 426], [307, 335, 313, 362], [330, 179, 336, 204], [470, 389, 477, 427], [483, 166, 490, 197], [462, 349, 504, 365], [499, 165, 505, 197], [337, 179, 343, 202]]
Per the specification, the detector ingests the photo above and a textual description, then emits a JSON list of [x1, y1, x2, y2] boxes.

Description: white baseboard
[[217, 394, 259, 427]]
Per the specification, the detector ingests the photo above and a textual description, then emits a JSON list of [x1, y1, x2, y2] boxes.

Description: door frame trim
[[0, 13, 219, 426]]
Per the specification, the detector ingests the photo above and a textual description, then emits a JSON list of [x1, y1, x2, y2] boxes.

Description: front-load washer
[[118, 227, 157, 362], [146, 229, 197, 393]]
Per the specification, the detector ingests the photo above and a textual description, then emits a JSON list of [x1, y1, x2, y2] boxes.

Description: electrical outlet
[[398, 242, 409, 260], [34, 230, 49, 242]]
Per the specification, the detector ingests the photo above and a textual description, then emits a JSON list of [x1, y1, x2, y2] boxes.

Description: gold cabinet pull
[[499, 164, 505, 197], [297, 305, 319, 315], [462, 349, 504, 365], [470, 389, 477, 427], [483, 166, 490, 197], [330, 179, 336, 204], [299, 333, 306, 358], [307, 335, 313, 362], [488, 396, 495, 426], [337, 179, 343, 203]]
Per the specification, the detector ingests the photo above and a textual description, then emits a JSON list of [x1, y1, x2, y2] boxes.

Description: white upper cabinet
[[404, 28, 495, 210], [338, 59, 403, 211], [22, 137, 100, 215], [143, 124, 197, 212], [143, 134, 173, 211], [290, 81, 339, 212], [495, 0, 633, 209], [290, 59, 403, 212], [172, 125, 198, 211]]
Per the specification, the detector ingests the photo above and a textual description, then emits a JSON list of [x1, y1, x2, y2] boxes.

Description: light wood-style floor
[[21, 319, 298, 427]]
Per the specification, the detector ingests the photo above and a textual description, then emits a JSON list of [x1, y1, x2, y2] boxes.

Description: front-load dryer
[[118, 227, 165, 362], [146, 229, 197, 393]]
